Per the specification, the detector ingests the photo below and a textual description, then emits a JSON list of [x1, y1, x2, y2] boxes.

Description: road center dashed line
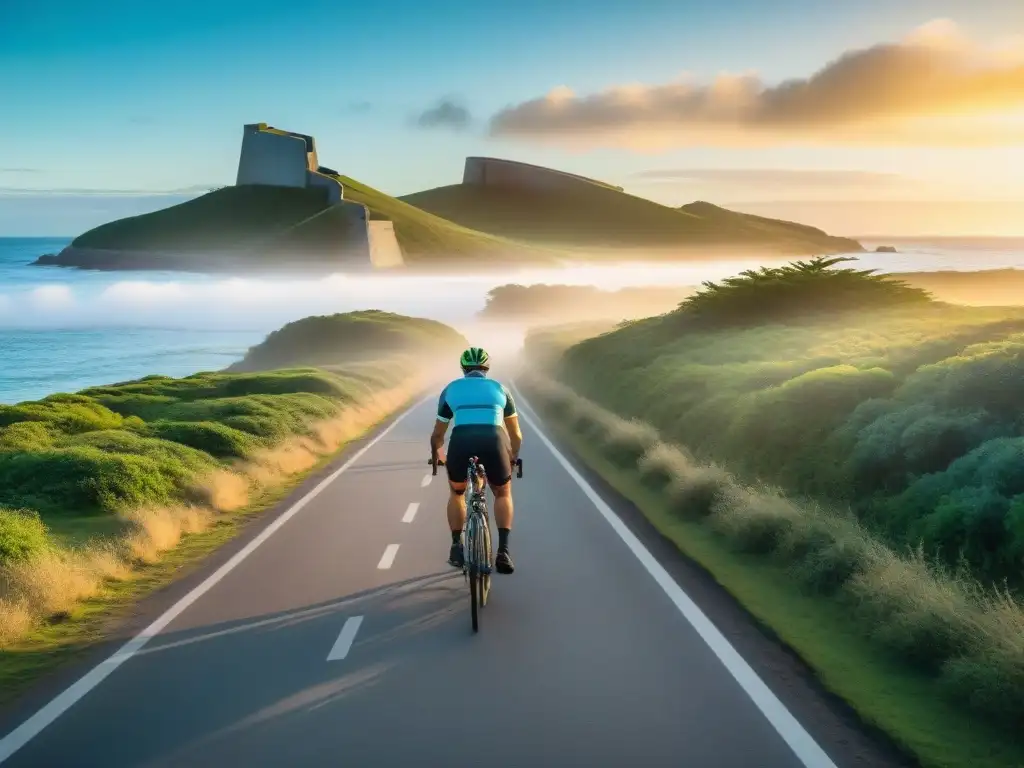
[[401, 502, 420, 523], [421, 474, 432, 487], [377, 544, 400, 570], [326, 616, 364, 661]]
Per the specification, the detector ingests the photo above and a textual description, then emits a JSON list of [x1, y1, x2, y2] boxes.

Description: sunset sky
[[1, 0, 1021, 236]]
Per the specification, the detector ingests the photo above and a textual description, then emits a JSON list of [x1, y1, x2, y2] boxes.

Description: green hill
[[399, 183, 862, 255], [228, 309, 468, 372], [334, 176, 552, 263], [72, 185, 331, 253], [42, 182, 555, 271]]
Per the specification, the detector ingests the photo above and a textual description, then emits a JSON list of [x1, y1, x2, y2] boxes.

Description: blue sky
[[1, 0, 1021, 236]]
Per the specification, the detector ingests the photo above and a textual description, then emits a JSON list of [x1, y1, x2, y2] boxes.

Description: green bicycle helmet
[[460, 346, 490, 370]]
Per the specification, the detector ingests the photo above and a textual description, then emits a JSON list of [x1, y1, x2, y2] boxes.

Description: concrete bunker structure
[[236, 123, 344, 204], [235, 123, 402, 268], [463, 156, 623, 194]]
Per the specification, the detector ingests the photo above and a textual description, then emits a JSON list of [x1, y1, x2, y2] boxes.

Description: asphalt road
[[0, 385, 890, 768]]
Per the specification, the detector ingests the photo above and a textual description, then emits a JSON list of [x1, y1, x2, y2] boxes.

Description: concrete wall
[[306, 170, 344, 204], [463, 156, 623, 193], [367, 220, 404, 268], [236, 127, 310, 188]]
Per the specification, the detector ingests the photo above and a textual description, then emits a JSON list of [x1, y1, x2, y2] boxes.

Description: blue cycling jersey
[[436, 371, 517, 428]]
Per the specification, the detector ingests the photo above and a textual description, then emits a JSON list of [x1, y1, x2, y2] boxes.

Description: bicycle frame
[[427, 451, 522, 633], [463, 456, 493, 578]]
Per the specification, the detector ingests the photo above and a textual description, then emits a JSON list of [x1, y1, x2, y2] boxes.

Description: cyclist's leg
[[444, 429, 471, 568], [482, 428, 515, 574]]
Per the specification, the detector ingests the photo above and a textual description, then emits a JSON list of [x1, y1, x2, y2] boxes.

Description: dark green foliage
[[678, 257, 932, 328]]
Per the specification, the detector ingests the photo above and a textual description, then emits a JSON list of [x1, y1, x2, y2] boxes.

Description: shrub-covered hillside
[[536, 257, 1024, 587], [228, 309, 468, 372]]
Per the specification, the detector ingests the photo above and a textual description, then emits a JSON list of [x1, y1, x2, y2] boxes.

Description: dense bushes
[[0, 369, 380, 520], [549, 259, 1024, 585], [677, 256, 931, 328], [521, 373, 1024, 736]]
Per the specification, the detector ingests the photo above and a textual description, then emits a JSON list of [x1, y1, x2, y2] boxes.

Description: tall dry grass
[[0, 380, 421, 648], [519, 370, 1024, 733]]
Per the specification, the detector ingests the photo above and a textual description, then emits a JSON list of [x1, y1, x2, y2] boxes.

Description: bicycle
[[429, 453, 523, 633]]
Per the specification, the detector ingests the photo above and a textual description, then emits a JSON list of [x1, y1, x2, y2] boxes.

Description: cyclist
[[429, 347, 522, 575]]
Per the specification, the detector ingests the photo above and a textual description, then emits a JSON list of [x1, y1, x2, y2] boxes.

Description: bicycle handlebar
[[427, 456, 523, 478]]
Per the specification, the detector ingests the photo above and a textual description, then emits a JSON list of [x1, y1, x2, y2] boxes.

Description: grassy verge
[[0, 364, 427, 699], [519, 373, 1024, 768], [0, 396, 407, 705]]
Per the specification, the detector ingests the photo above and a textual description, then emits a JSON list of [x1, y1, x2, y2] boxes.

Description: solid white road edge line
[[0, 395, 431, 765], [401, 502, 420, 523], [511, 385, 837, 768], [326, 616, 365, 662], [377, 544, 400, 570]]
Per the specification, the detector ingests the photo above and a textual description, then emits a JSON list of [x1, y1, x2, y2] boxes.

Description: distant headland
[[35, 122, 864, 273]]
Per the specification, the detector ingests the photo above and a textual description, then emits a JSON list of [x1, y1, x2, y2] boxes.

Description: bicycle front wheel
[[465, 515, 481, 633]]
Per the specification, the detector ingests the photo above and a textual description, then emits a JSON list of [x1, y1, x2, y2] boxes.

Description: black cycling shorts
[[446, 425, 513, 487]]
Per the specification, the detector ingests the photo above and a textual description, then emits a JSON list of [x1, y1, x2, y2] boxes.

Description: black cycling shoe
[[448, 542, 465, 569], [495, 549, 515, 574]]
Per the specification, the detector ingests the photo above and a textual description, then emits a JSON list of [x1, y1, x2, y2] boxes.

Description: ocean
[[2, 236, 1024, 404]]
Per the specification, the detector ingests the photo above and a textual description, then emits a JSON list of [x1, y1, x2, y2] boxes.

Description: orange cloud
[[488, 20, 1024, 148]]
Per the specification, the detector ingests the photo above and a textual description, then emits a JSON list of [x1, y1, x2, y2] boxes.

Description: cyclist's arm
[[501, 386, 523, 458], [431, 388, 453, 456]]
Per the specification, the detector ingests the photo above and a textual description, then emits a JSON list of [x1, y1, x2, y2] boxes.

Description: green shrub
[[788, 522, 873, 595], [0, 395, 124, 434], [0, 433, 213, 517], [676, 257, 932, 329], [0, 507, 50, 565], [599, 419, 659, 469], [711, 487, 802, 554], [148, 420, 263, 459], [846, 551, 975, 673], [637, 444, 688, 491], [666, 462, 733, 520], [0, 422, 55, 452]]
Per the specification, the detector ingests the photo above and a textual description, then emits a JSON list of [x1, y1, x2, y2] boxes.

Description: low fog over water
[[3, 237, 1024, 402]]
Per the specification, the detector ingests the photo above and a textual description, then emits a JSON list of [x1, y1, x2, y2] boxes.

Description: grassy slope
[[0, 311, 466, 695], [227, 309, 467, 371], [399, 182, 862, 254], [72, 186, 331, 252], [69, 180, 557, 266], [520, 387, 1024, 768], [336, 175, 555, 263]]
